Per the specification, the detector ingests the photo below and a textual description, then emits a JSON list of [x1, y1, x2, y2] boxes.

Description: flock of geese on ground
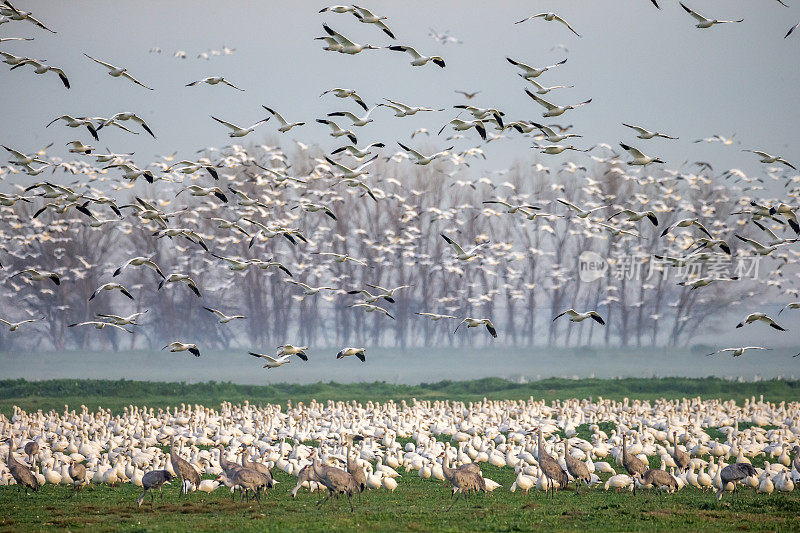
[[2, 396, 800, 509], [1, 0, 799, 358]]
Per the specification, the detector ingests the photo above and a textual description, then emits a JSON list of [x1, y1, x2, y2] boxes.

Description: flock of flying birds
[[0, 0, 800, 366]]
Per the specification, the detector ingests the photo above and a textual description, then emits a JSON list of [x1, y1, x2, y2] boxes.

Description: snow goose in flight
[[89, 282, 134, 301], [521, 77, 573, 95], [316, 35, 344, 52], [676, 276, 738, 290], [9, 58, 69, 88], [9, 268, 59, 285], [250, 352, 293, 369], [66, 140, 93, 154], [679, 3, 743, 29], [380, 98, 443, 117], [607, 209, 658, 226], [347, 288, 394, 304], [352, 5, 395, 39], [322, 24, 380, 54], [454, 317, 498, 338], [752, 220, 799, 247], [483, 199, 540, 214], [556, 198, 607, 219], [743, 150, 796, 170], [735, 313, 786, 331], [262, 106, 305, 132], [3, 145, 47, 166], [514, 13, 581, 37], [98, 112, 156, 137], [285, 280, 339, 295], [768, 204, 799, 233], [113, 256, 165, 279], [158, 273, 201, 297], [785, 23, 799, 38], [313, 252, 368, 266], [186, 76, 243, 90], [94, 311, 147, 326], [320, 88, 370, 111], [529, 122, 581, 142], [211, 115, 270, 137], [388, 45, 445, 67], [622, 123, 678, 140], [438, 118, 486, 141], [325, 154, 377, 179], [396, 143, 452, 165], [316, 119, 357, 143], [0, 37, 33, 43], [507, 57, 566, 79], [83, 53, 154, 89], [327, 106, 380, 127], [45, 115, 97, 140], [440, 233, 488, 261], [0, 51, 30, 66], [525, 89, 591, 117], [619, 143, 664, 166], [0, 1, 55, 32], [291, 201, 338, 220], [170, 160, 218, 180], [351, 303, 395, 319], [778, 302, 800, 315], [103, 162, 154, 183], [660, 218, 712, 238], [535, 144, 585, 155], [68, 321, 132, 334], [337, 347, 366, 362], [319, 5, 356, 13], [553, 309, 605, 325], [0, 316, 42, 331], [706, 347, 770, 357], [416, 312, 457, 321], [278, 344, 308, 358], [365, 284, 409, 302], [734, 234, 783, 256], [203, 307, 245, 323], [163, 342, 200, 357], [330, 142, 385, 159]]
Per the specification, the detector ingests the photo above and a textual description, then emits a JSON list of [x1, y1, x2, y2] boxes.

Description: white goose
[[396, 143, 452, 165], [262, 106, 305, 132], [211, 115, 270, 137], [619, 143, 664, 166], [388, 45, 445, 67], [83, 53, 154, 90], [507, 56, 567, 79], [186, 76, 243, 91], [680, 3, 743, 29], [322, 24, 380, 54], [440, 233, 488, 260], [622, 123, 678, 140], [514, 13, 581, 37], [526, 89, 591, 117], [553, 309, 605, 325]]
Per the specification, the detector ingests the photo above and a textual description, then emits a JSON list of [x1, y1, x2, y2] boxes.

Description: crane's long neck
[[441, 455, 454, 480]]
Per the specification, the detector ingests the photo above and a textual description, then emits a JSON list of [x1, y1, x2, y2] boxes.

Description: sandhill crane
[[137, 470, 174, 507], [240, 444, 275, 489], [312, 452, 360, 511], [564, 439, 590, 492], [23, 440, 39, 466], [671, 432, 691, 473], [716, 463, 757, 500], [69, 459, 87, 494], [345, 436, 367, 495], [621, 431, 648, 494], [4, 437, 39, 495], [170, 436, 200, 495], [633, 469, 678, 495], [535, 427, 568, 497], [440, 453, 485, 509]]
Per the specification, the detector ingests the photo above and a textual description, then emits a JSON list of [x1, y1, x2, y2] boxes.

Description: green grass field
[[2, 463, 798, 532], [2, 377, 799, 531]]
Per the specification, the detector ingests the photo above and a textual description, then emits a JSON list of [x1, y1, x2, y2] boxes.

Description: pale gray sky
[[1, 0, 798, 180]]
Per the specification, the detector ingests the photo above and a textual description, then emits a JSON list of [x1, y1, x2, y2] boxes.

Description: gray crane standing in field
[[24, 440, 39, 466], [69, 459, 87, 494], [563, 439, 591, 492], [345, 435, 367, 495], [3, 437, 39, 495], [716, 462, 757, 500], [670, 431, 691, 473], [239, 444, 275, 488], [291, 462, 325, 498], [633, 469, 679, 497], [138, 469, 174, 507], [536, 427, 568, 497], [440, 452, 486, 509], [170, 436, 200, 495], [231, 466, 271, 505], [312, 450, 360, 512], [621, 430, 648, 494]]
